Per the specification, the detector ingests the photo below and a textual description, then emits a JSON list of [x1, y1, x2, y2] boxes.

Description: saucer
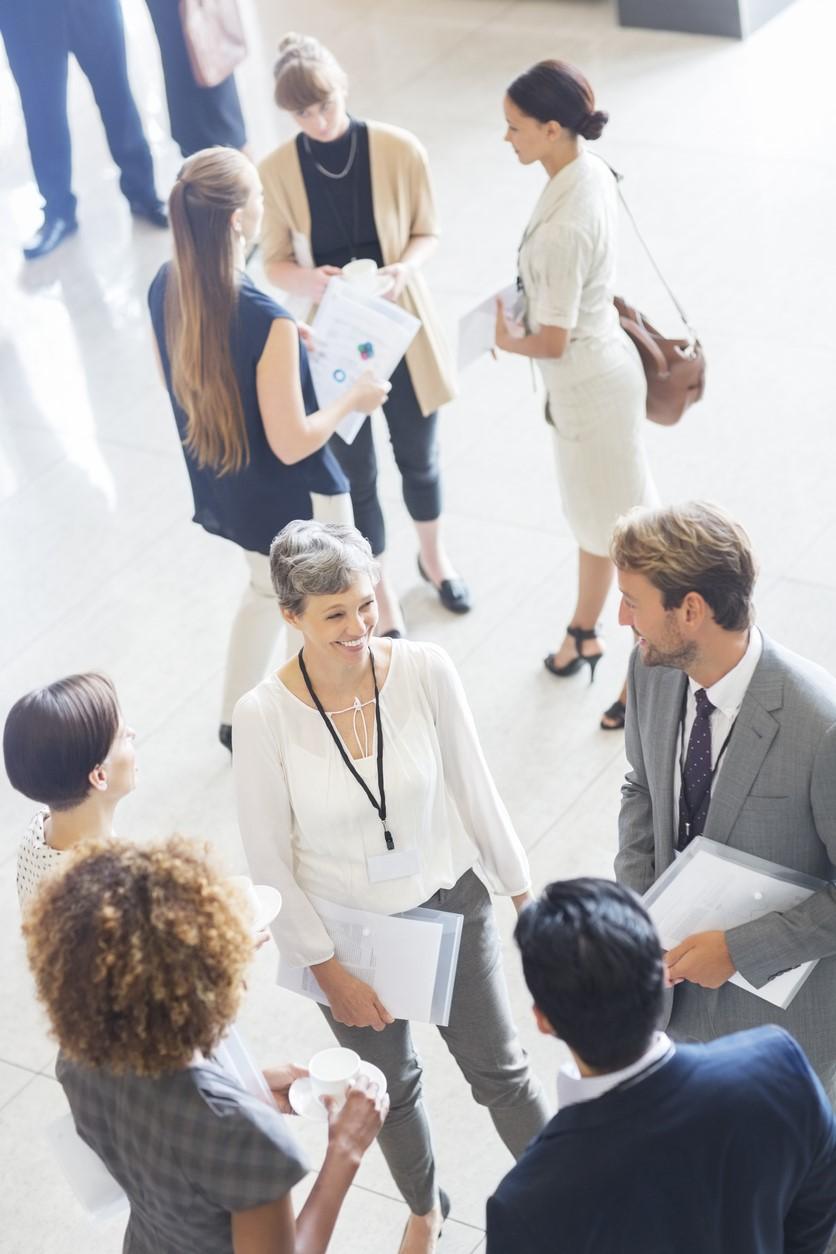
[[342, 274, 394, 299], [252, 885, 282, 932], [289, 1061, 387, 1122]]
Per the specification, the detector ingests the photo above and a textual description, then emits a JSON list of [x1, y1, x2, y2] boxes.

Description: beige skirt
[[539, 330, 658, 557]]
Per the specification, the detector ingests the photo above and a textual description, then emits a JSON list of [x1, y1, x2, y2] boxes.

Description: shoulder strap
[[594, 154, 697, 341]]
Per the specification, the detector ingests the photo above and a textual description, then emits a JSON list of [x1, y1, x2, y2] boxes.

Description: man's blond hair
[[610, 501, 757, 631]]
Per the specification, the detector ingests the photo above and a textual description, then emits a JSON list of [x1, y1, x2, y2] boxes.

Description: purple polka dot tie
[[677, 687, 715, 851]]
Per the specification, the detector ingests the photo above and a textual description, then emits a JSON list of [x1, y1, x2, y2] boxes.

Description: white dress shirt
[[232, 641, 531, 968], [557, 1032, 674, 1110], [674, 627, 764, 833]]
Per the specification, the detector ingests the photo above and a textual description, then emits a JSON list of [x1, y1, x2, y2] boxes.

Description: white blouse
[[16, 810, 64, 906], [232, 641, 530, 967], [519, 150, 621, 346]]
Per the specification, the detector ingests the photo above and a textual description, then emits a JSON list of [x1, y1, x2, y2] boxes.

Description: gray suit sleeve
[[615, 648, 658, 895], [726, 722, 836, 987]]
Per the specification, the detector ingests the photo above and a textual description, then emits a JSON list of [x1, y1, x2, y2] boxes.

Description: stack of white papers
[[456, 283, 521, 372], [278, 895, 464, 1026], [644, 837, 828, 1008], [309, 280, 420, 444]]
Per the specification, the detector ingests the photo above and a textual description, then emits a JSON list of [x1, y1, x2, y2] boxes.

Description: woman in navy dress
[[148, 146, 389, 749]]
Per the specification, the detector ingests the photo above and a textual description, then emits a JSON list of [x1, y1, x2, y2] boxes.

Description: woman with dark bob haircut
[[4, 672, 137, 905], [23, 835, 388, 1254], [495, 60, 658, 731]]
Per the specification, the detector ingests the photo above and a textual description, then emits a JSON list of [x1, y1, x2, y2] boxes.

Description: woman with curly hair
[[23, 835, 388, 1254]]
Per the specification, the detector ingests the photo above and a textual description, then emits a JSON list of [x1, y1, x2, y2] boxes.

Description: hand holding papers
[[277, 895, 464, 1026], [309, 278, 420, 444], [457, 283, 523, 372], [644, 837, 827, 1008]]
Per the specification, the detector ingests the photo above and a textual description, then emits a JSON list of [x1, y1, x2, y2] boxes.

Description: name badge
[[367, 847, 421, 884]]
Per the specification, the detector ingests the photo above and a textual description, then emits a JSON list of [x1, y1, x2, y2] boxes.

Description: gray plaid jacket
[[57, 1053, 309, 1253]]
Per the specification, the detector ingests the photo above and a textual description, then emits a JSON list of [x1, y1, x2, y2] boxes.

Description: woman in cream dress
[[496, 60, 656, 728]]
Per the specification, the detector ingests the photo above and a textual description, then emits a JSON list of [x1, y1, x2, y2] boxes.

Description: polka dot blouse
[[16, 811, 65, 907]]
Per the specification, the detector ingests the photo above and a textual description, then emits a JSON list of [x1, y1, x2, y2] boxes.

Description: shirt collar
[[557, 1032, 674, 1110], [528, 151, 588, 228], [688, 626, 763, 718]]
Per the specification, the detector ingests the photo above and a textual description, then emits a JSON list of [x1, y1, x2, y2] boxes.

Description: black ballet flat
[[218, 723, 233, 753], [417, 557, 472, 615]]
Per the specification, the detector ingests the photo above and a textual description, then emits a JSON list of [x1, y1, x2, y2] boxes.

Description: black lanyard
[[297, 648, 394, 851], [677, 684, 737, 838]]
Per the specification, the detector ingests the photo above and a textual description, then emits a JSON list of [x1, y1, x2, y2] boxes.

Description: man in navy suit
[[487, 879, 836, 1254]]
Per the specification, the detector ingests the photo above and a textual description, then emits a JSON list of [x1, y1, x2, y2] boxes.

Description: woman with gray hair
[[233, 520, 548, 1254]]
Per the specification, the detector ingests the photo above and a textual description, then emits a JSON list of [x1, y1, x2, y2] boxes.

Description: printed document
[[277, 894, 463, 1025], [309, 280, 420, 444], [644, 837, 827, 1008], [457, 283, 521, 372]]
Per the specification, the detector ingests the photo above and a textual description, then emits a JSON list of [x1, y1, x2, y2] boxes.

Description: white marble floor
[[2, 0, 836, 1249]]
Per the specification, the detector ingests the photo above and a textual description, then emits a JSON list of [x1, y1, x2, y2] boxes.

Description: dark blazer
[[486, 1028, 836, 1254], [616, 636, 836, 1096]]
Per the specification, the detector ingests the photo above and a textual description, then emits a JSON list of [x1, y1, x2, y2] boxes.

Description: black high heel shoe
[[544, 626, 602, 683]]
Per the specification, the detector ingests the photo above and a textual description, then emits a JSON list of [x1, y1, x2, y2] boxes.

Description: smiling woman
[[232, 520, 550, 1254]]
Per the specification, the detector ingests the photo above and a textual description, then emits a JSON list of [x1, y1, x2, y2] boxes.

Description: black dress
[[144, 0, 247, 157]]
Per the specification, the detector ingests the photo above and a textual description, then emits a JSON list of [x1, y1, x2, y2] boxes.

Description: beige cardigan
[[258, 121, 455, 416]]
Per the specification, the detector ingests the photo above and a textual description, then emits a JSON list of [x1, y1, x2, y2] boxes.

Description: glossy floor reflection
[[2, 0, 836, 1249]]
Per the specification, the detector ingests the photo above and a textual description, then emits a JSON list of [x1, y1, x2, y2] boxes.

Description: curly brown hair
[[23, 836, 254, 1077]]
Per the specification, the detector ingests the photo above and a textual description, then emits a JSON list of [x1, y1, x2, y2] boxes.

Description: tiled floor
[[2, 0, 835, 1249]]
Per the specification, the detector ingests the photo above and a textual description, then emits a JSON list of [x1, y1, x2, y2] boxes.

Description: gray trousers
[[319, 869, 550, 1214]]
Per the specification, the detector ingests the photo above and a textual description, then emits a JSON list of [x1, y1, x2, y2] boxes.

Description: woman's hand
[[495, 298, 526, 353], [378, 262, 410, 301], [313, 961, 394, 1031], [324, 1074, 389, 1160], [263, 1063, 309, 1114], [511, 890, 534, 916], [296, 321, 315, 353], [347, 369, 391, 415], [305, 264, 342, 302]]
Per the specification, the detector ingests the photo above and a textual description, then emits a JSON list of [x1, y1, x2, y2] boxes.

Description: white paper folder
[[643, 836, 830, 1009], [277, 895, 464, 1026]]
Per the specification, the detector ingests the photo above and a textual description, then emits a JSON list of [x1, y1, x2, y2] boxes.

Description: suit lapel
[[703, 640, 783, 846]]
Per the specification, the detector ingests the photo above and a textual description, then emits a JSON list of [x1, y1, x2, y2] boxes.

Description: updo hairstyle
[[270, 520, 380, 617], [507, 60, 609, 141], [273, 32, 348, 112]]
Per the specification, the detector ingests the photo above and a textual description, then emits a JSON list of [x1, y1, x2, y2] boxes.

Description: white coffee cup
[[309, 1046, 361, 1108], [341, 257, 379, 291], [228, 875, 262, 932]]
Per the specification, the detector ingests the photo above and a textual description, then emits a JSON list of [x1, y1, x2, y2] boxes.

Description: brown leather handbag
[[179, 0, 247, 89], [604, 161, 706, 426]]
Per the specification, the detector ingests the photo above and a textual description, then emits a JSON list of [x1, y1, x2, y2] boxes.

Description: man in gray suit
[[612, 500, 836, 1103]]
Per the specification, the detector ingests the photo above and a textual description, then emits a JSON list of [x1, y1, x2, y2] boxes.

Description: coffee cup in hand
[[341, 258, 379, 292], [309, 1047, 361, 1109]]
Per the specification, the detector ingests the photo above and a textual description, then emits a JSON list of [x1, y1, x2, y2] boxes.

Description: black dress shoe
[[23, 216, 78, 260], [417, 557, 472, 615], [130, 199, 168, 228]]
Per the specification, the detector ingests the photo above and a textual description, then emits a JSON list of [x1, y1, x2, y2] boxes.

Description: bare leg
[[414, 518, 458, 586], [547, 548, 613, 669], [398, 1198, 444, 1254], [374, 558, 406, 636]]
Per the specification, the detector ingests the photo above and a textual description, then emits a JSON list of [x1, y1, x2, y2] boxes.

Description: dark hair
[[515, 878, 665, 1071], [3, 673, 120, 810], [507, 60, 608, 140], [610, 501, 758, 632]]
